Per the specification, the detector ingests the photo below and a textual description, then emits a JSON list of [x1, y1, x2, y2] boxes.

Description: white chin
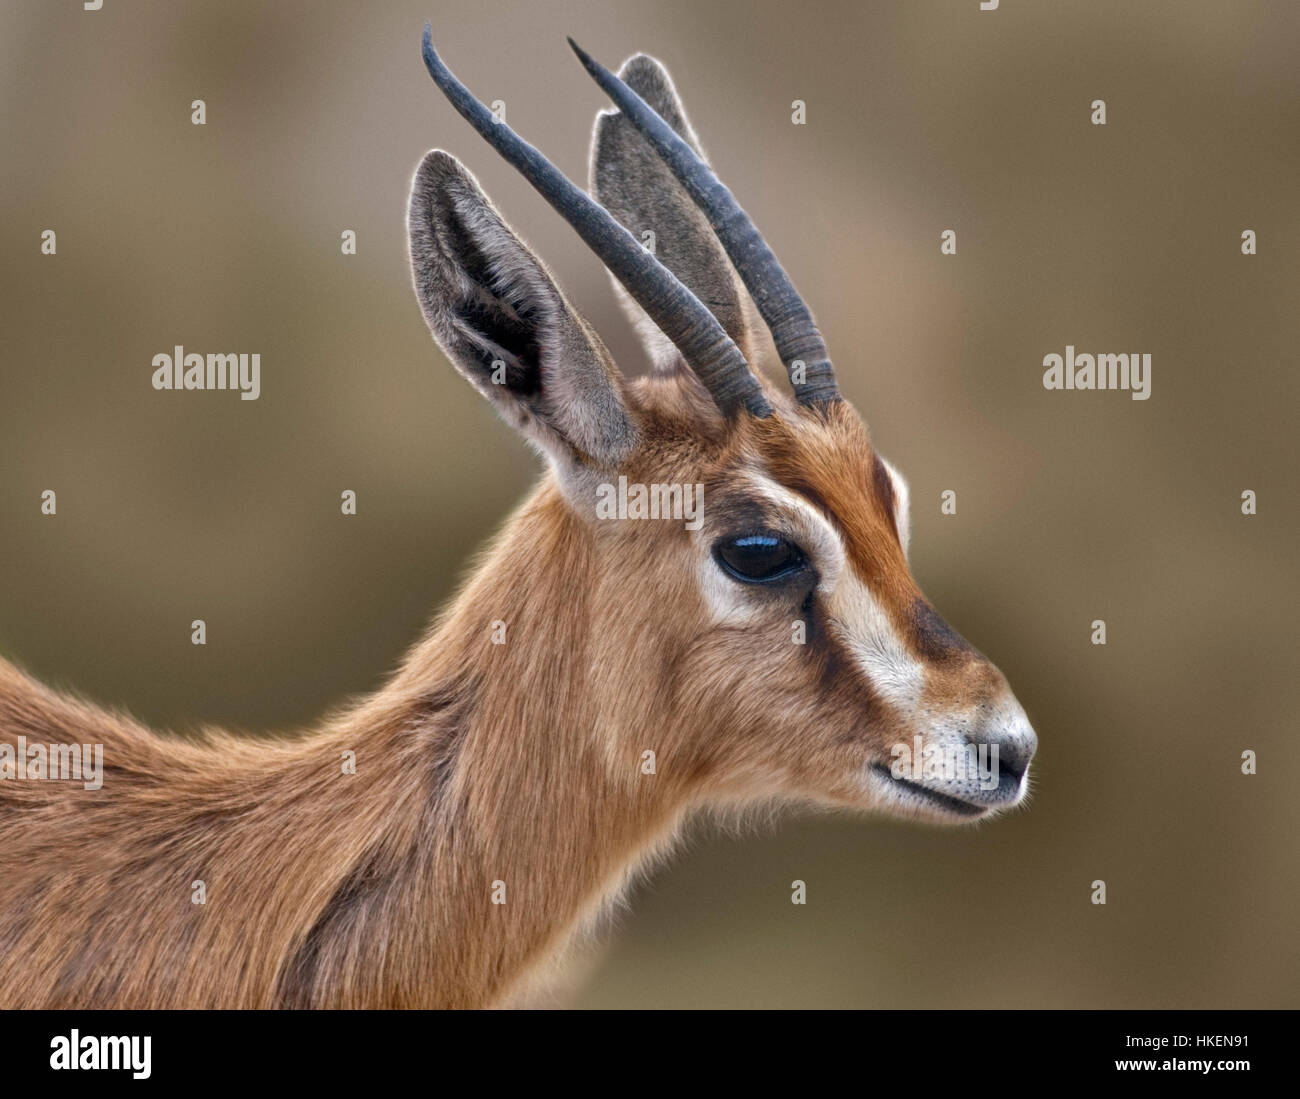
[[867, 763, 1024, 821]]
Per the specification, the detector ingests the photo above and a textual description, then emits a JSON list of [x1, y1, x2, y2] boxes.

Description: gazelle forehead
[[744, 409, 910, 584], [737, 461, 908, 593]]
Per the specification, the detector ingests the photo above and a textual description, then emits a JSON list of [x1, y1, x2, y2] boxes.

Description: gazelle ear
[[408, 150, 639, 468], [590, 55, 753, 371]]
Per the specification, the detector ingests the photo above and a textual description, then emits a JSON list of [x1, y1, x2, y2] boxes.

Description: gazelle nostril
[[983, 697, 1038, 780], [968, 722, 1036, 786], [998, 735, 1037, 782], [1000, 751, 1028, 782]]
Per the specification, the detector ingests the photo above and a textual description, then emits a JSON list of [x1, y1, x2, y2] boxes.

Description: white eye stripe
[[877, 454, 910, 558], [741, 472, 845, 592], [697, 468, 924, 711], [699, 464, 908, 611], [826, 576, 925, 712], [694, 470, 845, 624]]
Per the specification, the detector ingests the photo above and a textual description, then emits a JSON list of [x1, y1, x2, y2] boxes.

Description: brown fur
[[0, 51, 1034, 1009], [0, 377, 1015, 1008]]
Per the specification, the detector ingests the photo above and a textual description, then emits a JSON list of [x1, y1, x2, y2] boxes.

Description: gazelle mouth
[[869, 764, 990, 818]]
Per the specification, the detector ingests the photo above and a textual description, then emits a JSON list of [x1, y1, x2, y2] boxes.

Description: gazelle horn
[[421, 25, 772, 418], [568, 38, 840, 406]]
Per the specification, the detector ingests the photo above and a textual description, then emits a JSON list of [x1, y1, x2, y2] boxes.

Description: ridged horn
[[420, 25, 771, 419], [568, 38, 840, 406]]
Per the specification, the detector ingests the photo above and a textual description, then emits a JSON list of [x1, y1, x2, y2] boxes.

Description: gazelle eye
[[713, 533, 808, 585]]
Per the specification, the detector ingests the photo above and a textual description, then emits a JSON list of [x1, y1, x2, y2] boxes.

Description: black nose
[[967, 724, 1036, 787], [998, 743, 1029, 782], [998, 731, 1037, 783]]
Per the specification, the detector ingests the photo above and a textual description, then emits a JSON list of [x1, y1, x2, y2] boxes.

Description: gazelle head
[[409, 29, 1037, 824]]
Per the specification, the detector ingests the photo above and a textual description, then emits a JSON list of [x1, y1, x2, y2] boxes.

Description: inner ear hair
[[426, 171, 553, 398], [408, 150, 640, 468]]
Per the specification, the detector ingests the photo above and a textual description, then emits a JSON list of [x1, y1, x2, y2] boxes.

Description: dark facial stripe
[[907, 596, 978, 665]]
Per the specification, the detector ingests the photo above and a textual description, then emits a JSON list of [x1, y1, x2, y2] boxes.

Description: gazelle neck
[[285, 481, 690, 1007]]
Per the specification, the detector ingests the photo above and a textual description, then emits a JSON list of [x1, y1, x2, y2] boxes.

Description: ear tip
[[410, 150, 483, 218], [615, 54, 684, 126], [414, 148, 465, 185], [618, 52, 672, 86]]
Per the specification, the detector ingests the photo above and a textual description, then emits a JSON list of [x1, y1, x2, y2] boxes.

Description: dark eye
[[713, 533, 808, 585]]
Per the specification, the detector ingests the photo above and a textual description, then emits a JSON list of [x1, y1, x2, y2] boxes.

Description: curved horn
[[567, 39, 839, 406], [420, 26, 771, 419]]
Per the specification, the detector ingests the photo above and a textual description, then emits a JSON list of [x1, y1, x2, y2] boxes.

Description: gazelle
[[0, 28, 1037, 1010]]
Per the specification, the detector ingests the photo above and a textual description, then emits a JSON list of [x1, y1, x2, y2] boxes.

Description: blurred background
[[1, 0, 1296, 1007]]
